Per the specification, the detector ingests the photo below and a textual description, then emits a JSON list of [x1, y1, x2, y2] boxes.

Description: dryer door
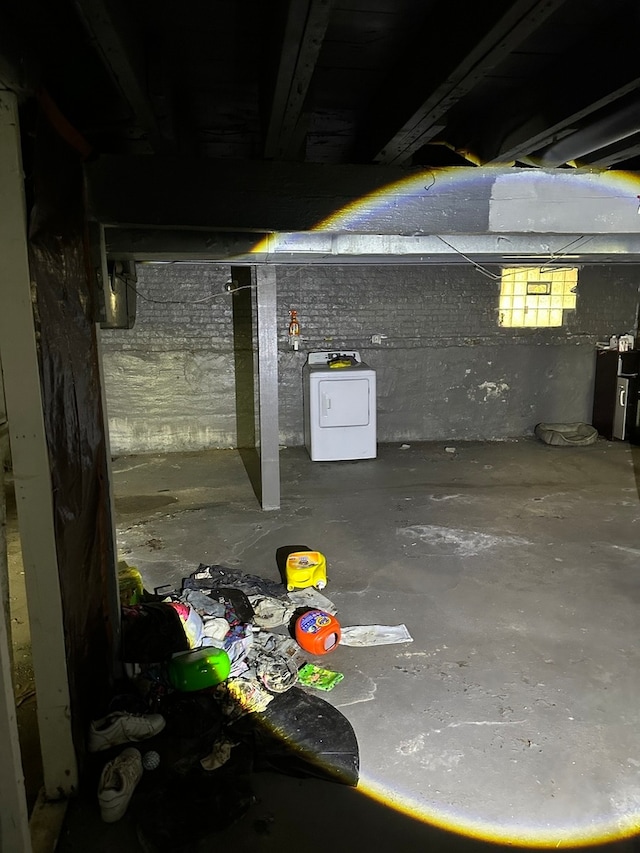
[[319, 377, 371, 427]]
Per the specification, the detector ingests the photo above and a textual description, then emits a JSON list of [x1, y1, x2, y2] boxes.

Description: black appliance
[[592, 349, 640, 442]]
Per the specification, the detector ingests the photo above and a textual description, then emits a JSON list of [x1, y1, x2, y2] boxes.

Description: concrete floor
[[56, 439, 640, 852]]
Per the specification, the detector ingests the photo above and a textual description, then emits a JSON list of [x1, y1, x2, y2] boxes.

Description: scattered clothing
[[224, 627, 254, 678], [248, 594, 295, 628], [255, 653, 298, 693], [190, 564, 288, 599], [286, 587, 338, 615], [180, 588, 226, 617], [201, 616, 230, 644]]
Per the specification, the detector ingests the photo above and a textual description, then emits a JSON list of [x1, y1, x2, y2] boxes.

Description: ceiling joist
[[486, 78, 640, 165], [263, 0, 332, 160], [358, 0, 567, 166], [73, 0, 174, 153]]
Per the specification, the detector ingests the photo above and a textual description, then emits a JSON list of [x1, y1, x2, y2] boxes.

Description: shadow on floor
[[56, 766, 640, 853]]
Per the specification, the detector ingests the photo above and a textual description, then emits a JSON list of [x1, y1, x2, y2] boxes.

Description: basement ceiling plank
[[73, 0, 175, 153], [263, 0, 332, 160]]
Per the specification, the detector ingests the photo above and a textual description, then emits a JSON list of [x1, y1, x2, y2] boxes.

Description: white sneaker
[[88, 711, 166, 752], [98, 747, 143, 823]]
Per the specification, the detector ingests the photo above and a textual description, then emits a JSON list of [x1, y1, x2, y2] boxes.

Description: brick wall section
[[100, 262, 640, 453]]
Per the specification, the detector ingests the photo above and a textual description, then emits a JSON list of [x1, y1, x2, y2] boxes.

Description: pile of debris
[[85, 547, 411, 851]]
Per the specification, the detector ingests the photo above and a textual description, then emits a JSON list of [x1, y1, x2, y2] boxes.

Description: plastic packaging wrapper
[[339, 624, 413, 646], [227, 677, 274, 713], [166, 601, 205, 648], [297, 663, 344, 691]]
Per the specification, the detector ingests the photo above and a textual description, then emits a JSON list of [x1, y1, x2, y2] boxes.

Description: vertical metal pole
[[0, 91, 78, 798], [94, 225, 122, 672], [256, 265, 281, 510]]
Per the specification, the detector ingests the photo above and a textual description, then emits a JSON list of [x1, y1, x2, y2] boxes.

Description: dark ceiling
[[4, 0, 640, 172]]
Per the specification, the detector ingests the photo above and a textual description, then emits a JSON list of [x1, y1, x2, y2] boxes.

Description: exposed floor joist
[[358, 0, 567, 166], [263, 0, 332, 160], [581, 137, 640, 168], [73, 0, 174, 153], [483, 76, 640, 165]]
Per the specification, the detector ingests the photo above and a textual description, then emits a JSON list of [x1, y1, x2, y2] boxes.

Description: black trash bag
[[152, 691, 224, 775], [134, 758, 255, 853], [211, 587, 255, 624], [121, 602, 189, 663], [230, 686, 359, 787]]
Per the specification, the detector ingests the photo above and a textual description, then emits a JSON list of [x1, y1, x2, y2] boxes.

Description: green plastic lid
[[167, 647, 231, 691]]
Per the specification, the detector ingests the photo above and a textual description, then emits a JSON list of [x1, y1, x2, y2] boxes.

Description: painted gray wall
[[100, 262, 639, 454]]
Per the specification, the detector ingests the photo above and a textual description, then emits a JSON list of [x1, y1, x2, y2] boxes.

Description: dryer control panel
[[307, 351, 361, 365]]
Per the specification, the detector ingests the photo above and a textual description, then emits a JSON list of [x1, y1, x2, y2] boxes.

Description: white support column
[[256, 265, 281, 510], [0, 91, 78, 798], [94, 225, 122, 672]]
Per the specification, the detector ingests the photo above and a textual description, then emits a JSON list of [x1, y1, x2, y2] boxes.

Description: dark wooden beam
[[86, 155, 495, 232], [73, 0, 174, 153], [0, 37, 32, 97], [0, 12, 43, 98], [87, 157, 640, 241], [263, 0, 332, 160], [357, 0, 567, 166]]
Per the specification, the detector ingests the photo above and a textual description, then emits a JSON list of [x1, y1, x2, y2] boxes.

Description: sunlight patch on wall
[[499, 266, 578, 328]]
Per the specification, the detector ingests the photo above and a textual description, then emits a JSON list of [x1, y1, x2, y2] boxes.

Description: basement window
[[499, 267, 578, 328]]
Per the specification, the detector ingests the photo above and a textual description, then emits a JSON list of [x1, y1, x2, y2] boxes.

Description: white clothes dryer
[[303, 351, 377, 461]]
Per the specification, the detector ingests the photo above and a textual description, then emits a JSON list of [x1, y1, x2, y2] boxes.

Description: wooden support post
[[0, 369, 11, 660], [0, 91, 77, 799]]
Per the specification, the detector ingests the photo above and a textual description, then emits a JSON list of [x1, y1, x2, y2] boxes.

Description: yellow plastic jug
[[117, 561, 144, 606], [285, 551, 327, 591]]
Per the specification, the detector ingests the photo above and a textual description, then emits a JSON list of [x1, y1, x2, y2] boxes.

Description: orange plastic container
[[295, 610, 341, 655], [285, 551, 327, 591]]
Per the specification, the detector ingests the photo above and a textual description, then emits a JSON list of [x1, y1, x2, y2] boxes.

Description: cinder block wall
[[100, 262, 639, 454]]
